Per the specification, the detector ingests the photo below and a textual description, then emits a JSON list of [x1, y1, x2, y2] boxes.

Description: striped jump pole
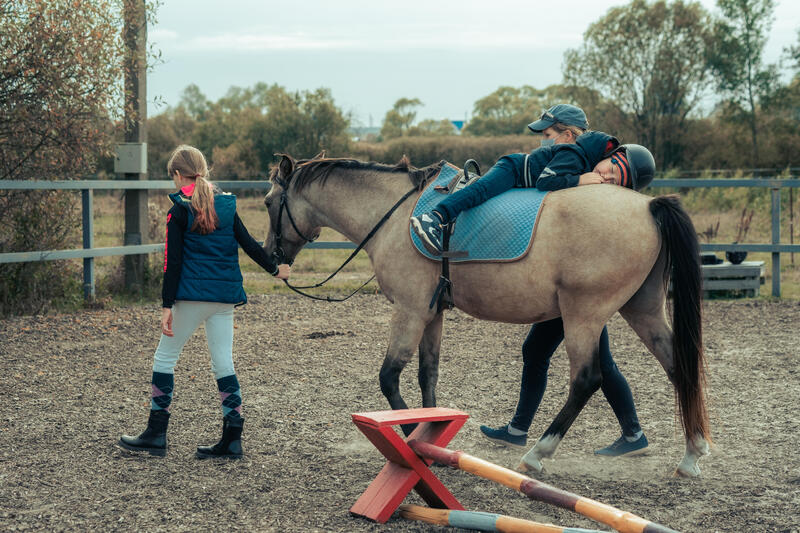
[[399, 504, 606, 533], [408, 440, 679, 533]]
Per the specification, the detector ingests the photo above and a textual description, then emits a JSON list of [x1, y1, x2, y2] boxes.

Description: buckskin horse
[[261, 154, 710, 477]]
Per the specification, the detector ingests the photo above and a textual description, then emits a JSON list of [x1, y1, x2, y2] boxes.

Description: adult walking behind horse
[[262, 154, 710, 477]]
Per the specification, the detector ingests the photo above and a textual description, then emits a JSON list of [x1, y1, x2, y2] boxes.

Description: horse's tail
[[649, 194, 710, 444]]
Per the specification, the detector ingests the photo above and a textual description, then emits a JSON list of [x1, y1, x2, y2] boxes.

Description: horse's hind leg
[[518, 318, 604, 474], [418, 312, 443, 408], [379, 307, 429, 434], [619, 274, 710, 477]]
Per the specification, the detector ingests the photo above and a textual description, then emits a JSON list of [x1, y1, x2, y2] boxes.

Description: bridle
[[271, 177, 318, 266], [269, 176, 418, 302]]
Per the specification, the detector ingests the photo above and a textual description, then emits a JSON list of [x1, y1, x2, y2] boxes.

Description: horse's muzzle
[[272, 250, 292, 266]]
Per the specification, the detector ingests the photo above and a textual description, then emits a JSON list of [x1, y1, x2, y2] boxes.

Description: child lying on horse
[[410, 106, 655, 255]]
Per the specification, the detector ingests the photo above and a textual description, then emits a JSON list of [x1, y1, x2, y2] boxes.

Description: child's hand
[[579, 172, 605, 185], [161, 308, 174, 337], [274, 263, 291, 280]]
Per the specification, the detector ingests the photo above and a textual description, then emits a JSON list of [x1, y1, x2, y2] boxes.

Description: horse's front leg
[[379, 308, 429, 435], [519, 323, 603, 474], [418, 312, 443, 408]]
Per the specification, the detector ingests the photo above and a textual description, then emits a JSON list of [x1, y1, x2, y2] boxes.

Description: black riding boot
[[196, 417, 244, 459], [119, 409, 170, 456]]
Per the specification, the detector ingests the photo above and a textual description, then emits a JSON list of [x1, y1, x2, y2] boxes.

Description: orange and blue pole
[[399, 504, 606, 533], [408, 440, 679, 533]]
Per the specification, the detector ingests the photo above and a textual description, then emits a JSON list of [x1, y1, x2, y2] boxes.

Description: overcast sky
[[147, 0, 800, 126]]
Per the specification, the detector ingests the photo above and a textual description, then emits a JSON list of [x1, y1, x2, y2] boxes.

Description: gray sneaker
[[594, 434, 649, 457], [479, 424, 527, 448]]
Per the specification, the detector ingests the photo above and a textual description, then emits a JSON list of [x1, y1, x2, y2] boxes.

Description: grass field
[[87, 187, 800, 304]]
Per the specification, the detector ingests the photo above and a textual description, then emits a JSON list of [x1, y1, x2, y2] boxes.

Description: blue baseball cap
[[528, 104, 589, 132]]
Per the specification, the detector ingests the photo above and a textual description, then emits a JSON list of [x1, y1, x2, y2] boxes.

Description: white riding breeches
[[152, 301, 236, 379]]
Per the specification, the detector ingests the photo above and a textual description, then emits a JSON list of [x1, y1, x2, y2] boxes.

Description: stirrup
[[434, 158, 483, 194]]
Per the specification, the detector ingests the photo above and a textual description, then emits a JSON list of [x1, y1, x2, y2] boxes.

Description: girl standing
[[119, 145, 290, 458]]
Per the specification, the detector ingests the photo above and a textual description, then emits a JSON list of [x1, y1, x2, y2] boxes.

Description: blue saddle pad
[[410, 163, 549, 262]]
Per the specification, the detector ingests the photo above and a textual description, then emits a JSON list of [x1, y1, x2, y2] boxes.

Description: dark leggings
[[509, 317, 642, 437], [434, 154, 525, 223]]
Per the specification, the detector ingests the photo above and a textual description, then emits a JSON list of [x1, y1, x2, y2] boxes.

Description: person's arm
[[161, 205, 186, 309], [534, 150, 586, 191], [233, 213, 280, 276]]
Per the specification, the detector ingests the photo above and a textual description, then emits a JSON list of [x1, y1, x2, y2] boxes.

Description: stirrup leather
[[428, 160, 479, 313]]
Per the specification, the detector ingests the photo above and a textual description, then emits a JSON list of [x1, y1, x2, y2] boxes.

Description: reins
[[276, 183, 419, 302]]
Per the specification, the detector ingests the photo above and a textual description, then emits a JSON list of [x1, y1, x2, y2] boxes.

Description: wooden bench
[[701, 260, 765, 298]]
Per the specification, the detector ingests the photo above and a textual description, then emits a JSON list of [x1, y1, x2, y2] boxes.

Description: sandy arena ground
[[1, 295, 799, 532]]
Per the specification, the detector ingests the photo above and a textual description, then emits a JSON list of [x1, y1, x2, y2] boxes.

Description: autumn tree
[[380, 98, 423, 140], [463, 86, 549, 136], [787, 29, 800, 74], [407, 119, 457, 137], [710, 0, 779, 165], [0, 0, 135, 315], [563, 0, 716, 168], [238, 85, 350, 172], [147, 83, 351, 178]]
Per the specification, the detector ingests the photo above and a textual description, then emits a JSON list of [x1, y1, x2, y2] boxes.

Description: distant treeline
[[128, 76, 800, 180], [123, 0, 800, 177]]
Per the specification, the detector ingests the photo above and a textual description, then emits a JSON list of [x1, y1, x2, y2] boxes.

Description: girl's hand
[[578, 172, 605, 186], [275, 263, 291, 280], [161, 308, 174, 337]]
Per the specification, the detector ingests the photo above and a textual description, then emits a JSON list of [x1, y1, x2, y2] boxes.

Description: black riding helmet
[[611, 144, 656, 191]]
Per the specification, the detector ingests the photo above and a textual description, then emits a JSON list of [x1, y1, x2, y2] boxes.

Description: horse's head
[[263, 153, 322, 265]]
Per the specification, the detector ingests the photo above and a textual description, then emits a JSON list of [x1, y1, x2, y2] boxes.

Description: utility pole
[[123, 0, 148, 291]]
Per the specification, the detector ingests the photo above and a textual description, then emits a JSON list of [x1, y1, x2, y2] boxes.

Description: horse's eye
[[264, 200, 271, 208]]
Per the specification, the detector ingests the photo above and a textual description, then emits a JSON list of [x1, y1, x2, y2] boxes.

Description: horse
[[261, 154, 710, 477]]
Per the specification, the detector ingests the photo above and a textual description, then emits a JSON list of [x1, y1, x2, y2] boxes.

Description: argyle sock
[[217, 374, 242, 420], [150, 371, 174, 411]]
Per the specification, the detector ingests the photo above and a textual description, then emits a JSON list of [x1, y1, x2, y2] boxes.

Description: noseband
[[272, 178, 317, 265]]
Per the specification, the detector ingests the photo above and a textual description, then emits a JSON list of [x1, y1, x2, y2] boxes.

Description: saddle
[[412, 159, 549, 313]]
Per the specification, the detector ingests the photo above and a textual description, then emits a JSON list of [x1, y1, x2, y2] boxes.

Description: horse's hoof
[[517, 459, 542, 474], [673, 464, 701, 478]]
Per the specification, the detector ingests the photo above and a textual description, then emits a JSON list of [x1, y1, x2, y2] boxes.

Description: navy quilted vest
[[168, 192, 246, 305]]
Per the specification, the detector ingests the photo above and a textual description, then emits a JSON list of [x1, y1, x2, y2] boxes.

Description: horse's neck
[[304, 175, 412, 245]]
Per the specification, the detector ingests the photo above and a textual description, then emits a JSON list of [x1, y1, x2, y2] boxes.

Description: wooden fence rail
[[1, 178, 799, 299]]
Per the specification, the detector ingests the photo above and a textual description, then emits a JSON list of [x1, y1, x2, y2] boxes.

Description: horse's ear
[[277, 154, 295, 179]]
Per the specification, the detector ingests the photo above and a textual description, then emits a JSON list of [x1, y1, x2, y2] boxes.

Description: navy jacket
[[522, 131, 619, 191], [168, 192, 247, 306]]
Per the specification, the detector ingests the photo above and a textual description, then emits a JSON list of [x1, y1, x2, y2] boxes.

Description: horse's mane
[[273, 155, 444, 192]]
